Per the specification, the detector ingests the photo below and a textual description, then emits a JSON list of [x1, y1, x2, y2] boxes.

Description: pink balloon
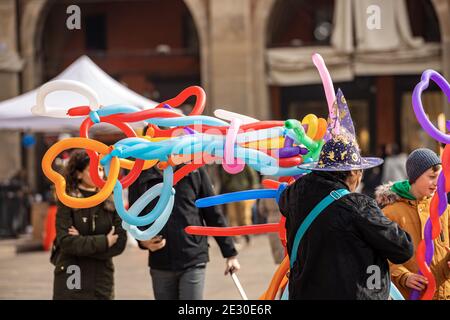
[[223, 118, 245, 174], [312, 53, 339, 134]]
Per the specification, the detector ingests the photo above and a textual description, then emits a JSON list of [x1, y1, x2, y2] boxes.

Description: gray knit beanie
[[406, 148, 441, 183]]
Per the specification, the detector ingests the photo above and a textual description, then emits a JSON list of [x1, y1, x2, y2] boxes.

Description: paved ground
[[0, 234, 278, 300]]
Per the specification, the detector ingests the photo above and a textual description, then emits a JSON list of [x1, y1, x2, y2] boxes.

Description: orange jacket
[[376, 183, 450, 300]]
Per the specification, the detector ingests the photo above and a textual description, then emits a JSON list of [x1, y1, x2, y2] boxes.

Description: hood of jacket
[[375, 182, 401, 208], [375, 180, 418, 208]]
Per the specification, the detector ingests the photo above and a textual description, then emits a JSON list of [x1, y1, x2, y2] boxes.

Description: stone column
[[208, 0, 255, 117], [183, 0, 211, 113], [20, 0, 48, 91], [0, 0, 21, 100], [0, 0, 22, 183], [251, 0, 276, 120]]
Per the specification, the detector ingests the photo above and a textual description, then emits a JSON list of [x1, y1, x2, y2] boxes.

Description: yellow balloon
[[243, 137, 285, 150], [301, 114, 319, 139], [42, 137, 120, 209], [141, 136, 170, 142]]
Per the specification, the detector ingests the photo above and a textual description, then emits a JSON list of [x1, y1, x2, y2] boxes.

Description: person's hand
[[405, 273, 428, 291], [224, 256, 240, 275], [141, 236, 166, 252], [106, 226, 118, 248], [68, 226, 79, 236]]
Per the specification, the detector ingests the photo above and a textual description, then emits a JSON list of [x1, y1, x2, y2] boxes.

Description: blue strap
[[290, 189, 350, 269], [389, 283, 405, 300], [281, 283, 289, 300]]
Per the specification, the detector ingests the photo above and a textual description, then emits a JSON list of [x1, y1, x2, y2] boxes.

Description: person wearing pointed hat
[[376, 148, 450, 300], [278, 89, 413, 300]]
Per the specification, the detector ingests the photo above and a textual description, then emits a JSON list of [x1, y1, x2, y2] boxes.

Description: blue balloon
[[22, 134, 36, 147], [196, 189, 278, 208], [146, 115, 229, 127], [113, 166, 175, 227], [123, 190, 175, 240]]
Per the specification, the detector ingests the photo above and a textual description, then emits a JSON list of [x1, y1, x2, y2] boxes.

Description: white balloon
[[32, 80, 100, 118], [214, 109, 258, 125]]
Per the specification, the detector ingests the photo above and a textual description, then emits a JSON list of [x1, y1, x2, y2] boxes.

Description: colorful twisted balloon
[[411, 69, 450, 300], [36, 53, 347, 300], [37, 77, 327, 243]]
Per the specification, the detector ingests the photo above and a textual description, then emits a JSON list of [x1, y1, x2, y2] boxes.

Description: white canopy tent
[[0, 55, 159, 131]]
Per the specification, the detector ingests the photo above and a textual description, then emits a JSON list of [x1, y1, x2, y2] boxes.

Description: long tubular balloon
[[223, 118, 245, 173], [185, 224, 279, 236], [410, 71, 450, 300], [261, 256, 290, 300], [42, 138, 120, 208], [214, 109, 259, 124], [80, 117, 145, 189], [196, 189, 279, 208], [147, 115, 230, 127], [112, 166, 175, 227], [412, 70, 450, 144], [159, 85, 206, 116], [123, 189, 176, 241], [312, 53, 338, 133], [32, 79, 100, 118]]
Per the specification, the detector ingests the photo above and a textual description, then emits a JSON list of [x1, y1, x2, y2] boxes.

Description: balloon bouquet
[[38, 54, 444, 300]]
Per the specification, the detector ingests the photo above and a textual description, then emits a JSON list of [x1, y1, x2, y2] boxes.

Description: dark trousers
[[150, 265, 206, 300]]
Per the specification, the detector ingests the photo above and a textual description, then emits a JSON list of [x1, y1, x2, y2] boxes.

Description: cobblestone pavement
[[0, 234, 278, 300]]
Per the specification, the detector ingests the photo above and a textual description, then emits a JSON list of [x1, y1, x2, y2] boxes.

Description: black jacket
[[278, 171, 413, 300], [53, 190, 127, 300], [128, 166, 237, 271]]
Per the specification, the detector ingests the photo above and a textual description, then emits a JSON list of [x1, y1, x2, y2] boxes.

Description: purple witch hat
[[299, 89, 383, 171]]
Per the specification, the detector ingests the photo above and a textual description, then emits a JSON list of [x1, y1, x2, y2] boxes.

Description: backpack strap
[[289, 189, 350, 269]]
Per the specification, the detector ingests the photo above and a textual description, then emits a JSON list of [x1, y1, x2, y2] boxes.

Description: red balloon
[[416, 240, 436, 300], [262, 179, 281, 189], [185, 223, 280, 236], [67, 106, 91, 116], [157, 86, 206, 115], [80, 117, 144, 188]]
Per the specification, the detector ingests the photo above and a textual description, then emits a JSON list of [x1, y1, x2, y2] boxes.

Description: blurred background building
[[0, 0, 450, 235]]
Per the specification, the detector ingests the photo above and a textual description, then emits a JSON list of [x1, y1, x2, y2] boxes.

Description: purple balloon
[[284, 136, 294, 148], [412, 70, 450, 144], [410, 70, 450, 300], [184, 127, 195, 135], [298, 147, 309, 155], [280, 130, 311, 158], [424, 219, 434, 265], [278, 147, 300, 158], [410, 172, 446, 299]]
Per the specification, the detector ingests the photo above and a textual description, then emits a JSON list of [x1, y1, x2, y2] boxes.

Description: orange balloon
[[261, 255, 289, 300], [313, 118, 328, 141], [42, 138, 120, 209]]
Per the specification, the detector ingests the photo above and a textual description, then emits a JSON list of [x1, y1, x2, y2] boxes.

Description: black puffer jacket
[[53, 189, 127, 300], [128, 167, 237, 271], [278, 171, 414, 300]]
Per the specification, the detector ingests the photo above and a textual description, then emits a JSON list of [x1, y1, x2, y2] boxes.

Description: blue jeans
[[150, 265, 206, 300]]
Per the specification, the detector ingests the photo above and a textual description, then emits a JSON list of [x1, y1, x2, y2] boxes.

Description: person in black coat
[[278, 91, 413, 299], [279, 136, 414, 299], [128, 166, 240, 300]]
